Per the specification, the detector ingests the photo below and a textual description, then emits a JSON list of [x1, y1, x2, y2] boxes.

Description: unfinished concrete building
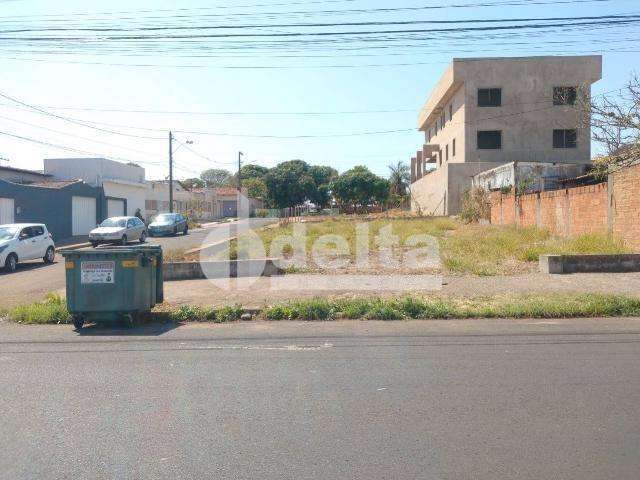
[[410, 55, 602, 215]]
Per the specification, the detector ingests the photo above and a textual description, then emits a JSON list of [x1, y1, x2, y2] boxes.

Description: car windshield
[[0, 226, 18, 241], [155, 214, 176, 224], [100, 218, 126, 228]]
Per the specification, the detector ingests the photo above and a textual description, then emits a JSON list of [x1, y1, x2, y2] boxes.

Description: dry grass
[[205, 217, 630, 276], [441, 224, 629, 275]]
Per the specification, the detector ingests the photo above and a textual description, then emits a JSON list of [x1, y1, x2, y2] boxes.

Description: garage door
[[0, 198, 14, 224], [72, 196, 96, 235], [107, 198, 125, 217], [222, 200, 237, 217]]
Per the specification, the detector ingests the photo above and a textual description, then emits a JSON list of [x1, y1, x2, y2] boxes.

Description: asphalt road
[[0, 220, 246, 308], [1, 318, 639, 479]]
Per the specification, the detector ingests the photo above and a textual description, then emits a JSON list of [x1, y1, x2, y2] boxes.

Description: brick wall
[[490, 163, 640, 251]]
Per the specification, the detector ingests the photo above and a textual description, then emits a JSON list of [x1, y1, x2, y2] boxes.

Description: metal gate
[[0, 197, 14, 224], [107, 198, 125, 217], [72, 196, 97, 235], [222, 200, 237, 217]]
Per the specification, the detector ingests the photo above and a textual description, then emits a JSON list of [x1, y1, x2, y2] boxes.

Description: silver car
[[89, 216, 147, 247]]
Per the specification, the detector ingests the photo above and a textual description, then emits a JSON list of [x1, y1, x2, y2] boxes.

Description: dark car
[[148, 213, 188, 237]]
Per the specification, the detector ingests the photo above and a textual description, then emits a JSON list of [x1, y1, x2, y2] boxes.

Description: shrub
[[459, 187, 491, 223], [216, 305, 243, 323], [171, 305, 214, 322], [9, 293, 71, 324]]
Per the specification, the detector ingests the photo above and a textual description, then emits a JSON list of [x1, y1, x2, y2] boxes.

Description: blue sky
[[0, 0, 638, 180]]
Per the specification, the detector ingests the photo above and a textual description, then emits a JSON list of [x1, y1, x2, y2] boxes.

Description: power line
[[0, 0, 617, 21], [0, 128, 163, 166], [4, 17, 639, 40], [4, 13, 638, 34], [0, 90, 165, 140], [0, 113, 162, 158], [0, 102, 417, 116]]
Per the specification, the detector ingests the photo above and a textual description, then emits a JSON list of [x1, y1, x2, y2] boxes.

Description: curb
[[56, 242, 91, 252]]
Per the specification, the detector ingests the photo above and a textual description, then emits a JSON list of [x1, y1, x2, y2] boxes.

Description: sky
[[0, 0, 638, 180]]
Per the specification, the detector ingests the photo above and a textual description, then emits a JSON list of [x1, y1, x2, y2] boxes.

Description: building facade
[[44, 157, 147, 218], [410, 55, 602, 215], [0, 179, 104, 240]]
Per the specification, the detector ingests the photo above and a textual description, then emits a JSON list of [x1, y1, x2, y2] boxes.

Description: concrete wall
[[411, 162, 507, 215], [0, 179, 104, 241], [472, 162, 589, 193], [490, 163, 640, 251], [102, 180, 146, 217], [416, 55, 601, 166], [45, 158, 145, 185], [460, 56, 601, 164], [411, 165, 448, 215]]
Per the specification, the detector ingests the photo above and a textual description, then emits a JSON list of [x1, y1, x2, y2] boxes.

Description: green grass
[[263, 294, 640, 320], [6, 292, 640, 324], [7, 293, 71, 324]]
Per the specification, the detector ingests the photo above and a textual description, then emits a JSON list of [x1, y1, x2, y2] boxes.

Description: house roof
[[215, 187, 241, 196], [0, 165, 51, 177], [26, 180, 83, 189]]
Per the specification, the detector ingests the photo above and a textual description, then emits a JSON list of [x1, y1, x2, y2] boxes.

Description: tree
[[387, 161, 410, 196], [308, 165, 338, 208], [331, 165, 390, 209], [242, 177, 268, 199], [181, 177, 205, 190], [263, 160, 317, 208], [200, 168, 232, 187], [227, 164, 269, 189], [578, 74, 640, 174]]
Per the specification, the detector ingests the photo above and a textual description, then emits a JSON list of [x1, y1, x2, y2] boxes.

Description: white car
[[89, 216, 147, 247], [0, 223, 56, 272]]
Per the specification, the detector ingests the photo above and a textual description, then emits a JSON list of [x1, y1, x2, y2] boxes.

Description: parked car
[[0, 223, 56, 272], [148, 213, 188, 237], [89, 216, 146, 247]]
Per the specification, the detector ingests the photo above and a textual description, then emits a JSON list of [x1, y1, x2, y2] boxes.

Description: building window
[[553, 129, 577, 148], [452, 138, 456, 157], [553, 86, 577, 105], [478, 88, 502, 107], [441, 112, 446, 127], [445, 144, 449, 162], [477, 130, 502, 149], [449, 104, 453, 121]]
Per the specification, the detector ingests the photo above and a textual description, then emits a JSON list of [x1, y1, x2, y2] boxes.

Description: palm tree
[[388, 161, 410, 196]]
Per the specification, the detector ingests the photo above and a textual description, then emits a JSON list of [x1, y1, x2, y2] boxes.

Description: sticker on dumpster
[[81, 261, 115, 284]]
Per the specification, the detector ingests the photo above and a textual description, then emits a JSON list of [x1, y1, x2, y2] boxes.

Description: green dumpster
[[61, 245, 163, 329]]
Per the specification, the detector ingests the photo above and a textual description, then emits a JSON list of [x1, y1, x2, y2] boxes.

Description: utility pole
[[169, 131, 174, 213], [237, 151, 243, 191]]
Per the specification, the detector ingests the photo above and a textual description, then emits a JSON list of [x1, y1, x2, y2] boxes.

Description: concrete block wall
[[490, 163, 640, 251]]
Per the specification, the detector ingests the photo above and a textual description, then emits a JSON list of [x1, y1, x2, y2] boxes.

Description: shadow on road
[[0, 260, 58, 276], [76, 321, 179, 337]]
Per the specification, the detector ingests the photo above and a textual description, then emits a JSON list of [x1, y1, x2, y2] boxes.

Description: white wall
[[44, 158, 145, 186], [103, 180, 146, 217]]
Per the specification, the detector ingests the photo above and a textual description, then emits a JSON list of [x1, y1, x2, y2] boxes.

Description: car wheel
[[121, 235, 128, 246], [43, 246, 55, 264], [4, 253, 17, 272], [72, 315, 85, 330], [139, 231, 147, 244], [183, 225, 188, 235], [91, 241, 98, 248]]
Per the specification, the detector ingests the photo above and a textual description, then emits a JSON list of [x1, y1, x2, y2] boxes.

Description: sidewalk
[[160, 272, 640, 308]]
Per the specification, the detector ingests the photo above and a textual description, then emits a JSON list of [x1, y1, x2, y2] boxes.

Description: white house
[[44, 158, 147, 218]]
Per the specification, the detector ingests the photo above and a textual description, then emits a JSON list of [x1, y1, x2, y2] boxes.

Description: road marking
[[183, 342, 333, 351]]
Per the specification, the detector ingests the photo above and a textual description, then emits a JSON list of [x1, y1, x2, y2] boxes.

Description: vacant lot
[[216, 217, 629, 276]]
